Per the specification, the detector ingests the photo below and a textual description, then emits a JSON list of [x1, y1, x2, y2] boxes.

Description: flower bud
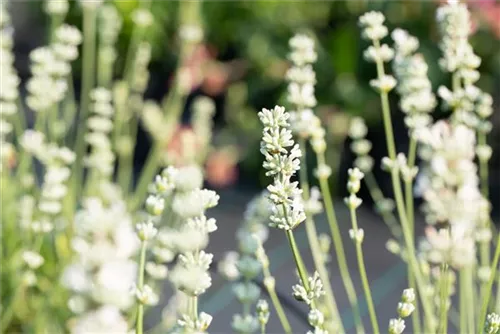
[[397, 302, 415, 318], [401, 288, 415, 303]]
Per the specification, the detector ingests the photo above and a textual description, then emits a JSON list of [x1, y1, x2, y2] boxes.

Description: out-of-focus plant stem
[[261, 263, 291, 334], [479, 235, 500, 334], [363, 171, 402, 239], [438, 263, 449, 334], [72, 6, 97, 212], [405, 136, 421, 334], [348, 206, 379, 334], [136, 240, 147, 334], [298, 139, 343, 331], [131, 0, 202, 209], [373, 39, 434, 330], [316, 151, 364, 334]]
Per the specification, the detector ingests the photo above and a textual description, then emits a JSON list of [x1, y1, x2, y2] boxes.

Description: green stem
[[373, 45, 435, 329], [466, 267, 475, 334], [136, 241, 147, 334], [363, 171, 402, 239], [479, 235, 500, 333], [298, 140, 343, 331], [459, 269, 467, 333], [478, 132, 489, 200], [72, 6, 97, 210], [285, 229, 310, 292], [404, 137, 421, 334], [97, 46, 115, 88], [264, 278, 291, 334], [348, 206, 379, 334], [131, 144, 161, 209], [191, 296, 198, 320], [316, 152, 364, 334], [438, 264, 449, 334]]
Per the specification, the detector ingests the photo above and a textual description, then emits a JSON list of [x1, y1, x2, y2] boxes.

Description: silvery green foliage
[[259, 105, 306, 230]]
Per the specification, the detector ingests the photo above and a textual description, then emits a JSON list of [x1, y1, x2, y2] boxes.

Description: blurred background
[[6, 1, 500, 331], [9, 1, 500, 206]]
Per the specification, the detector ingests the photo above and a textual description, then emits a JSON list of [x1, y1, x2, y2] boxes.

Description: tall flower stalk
[[345, 168, 379, 334], [286, 34, 344, 333], [359, 11, 435, 330]]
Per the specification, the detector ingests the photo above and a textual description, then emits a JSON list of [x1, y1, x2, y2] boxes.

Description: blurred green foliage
[[30, 1, 500, 186]]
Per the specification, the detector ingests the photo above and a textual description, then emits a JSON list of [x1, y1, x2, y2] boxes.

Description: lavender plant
[[1, 0, 499, 333]]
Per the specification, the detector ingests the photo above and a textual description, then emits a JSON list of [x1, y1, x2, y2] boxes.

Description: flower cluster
[[348, 117, 374, 174], [191, 96, 216, 162], [143, 165, 219, 333], [359, 12, 397, 93], [485, 313, 500, 334], [292, 271, 325, 305], [26, 24, 81, 112], [286, 34, 322, 140], [259, 105, 305, 230], [388, 288, 416, 334], [130, 42, 152, 93], [61, 189, 139, 332], [98, 4, 122, 67], [345, 168, 365, 243], [415, 121, 488, 269], [85, 88, 115, 179], [219, 192, 272, 332], [307, 308, 327, 334], [436, 1, 480, 84], [392, 29, 436, 136], [44, 0, 69, 16]]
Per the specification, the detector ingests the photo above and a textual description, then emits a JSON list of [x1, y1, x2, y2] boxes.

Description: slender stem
[[72, 6, 97, 210], [260, 323, 265, 334], [438, 264, 449, 334], [285, 229, 310, 292], [348, 206, 380, 334], [136, 241, 147, 334], [479, 235, 500, 333], [459, 269, 467, 333], [131, 144, 161, 209], [466, 267, 475, 334], [363, 171, 402, 239], [316, 152, 364, 334], [298, 140, 343, 331], [478, 132, 489, 200], [191, 296, 198, 320], [373, 45, 435, 328], [404, 137, 421, 334], [263, 278, 291, 334], [243, 301, 250, 316]]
